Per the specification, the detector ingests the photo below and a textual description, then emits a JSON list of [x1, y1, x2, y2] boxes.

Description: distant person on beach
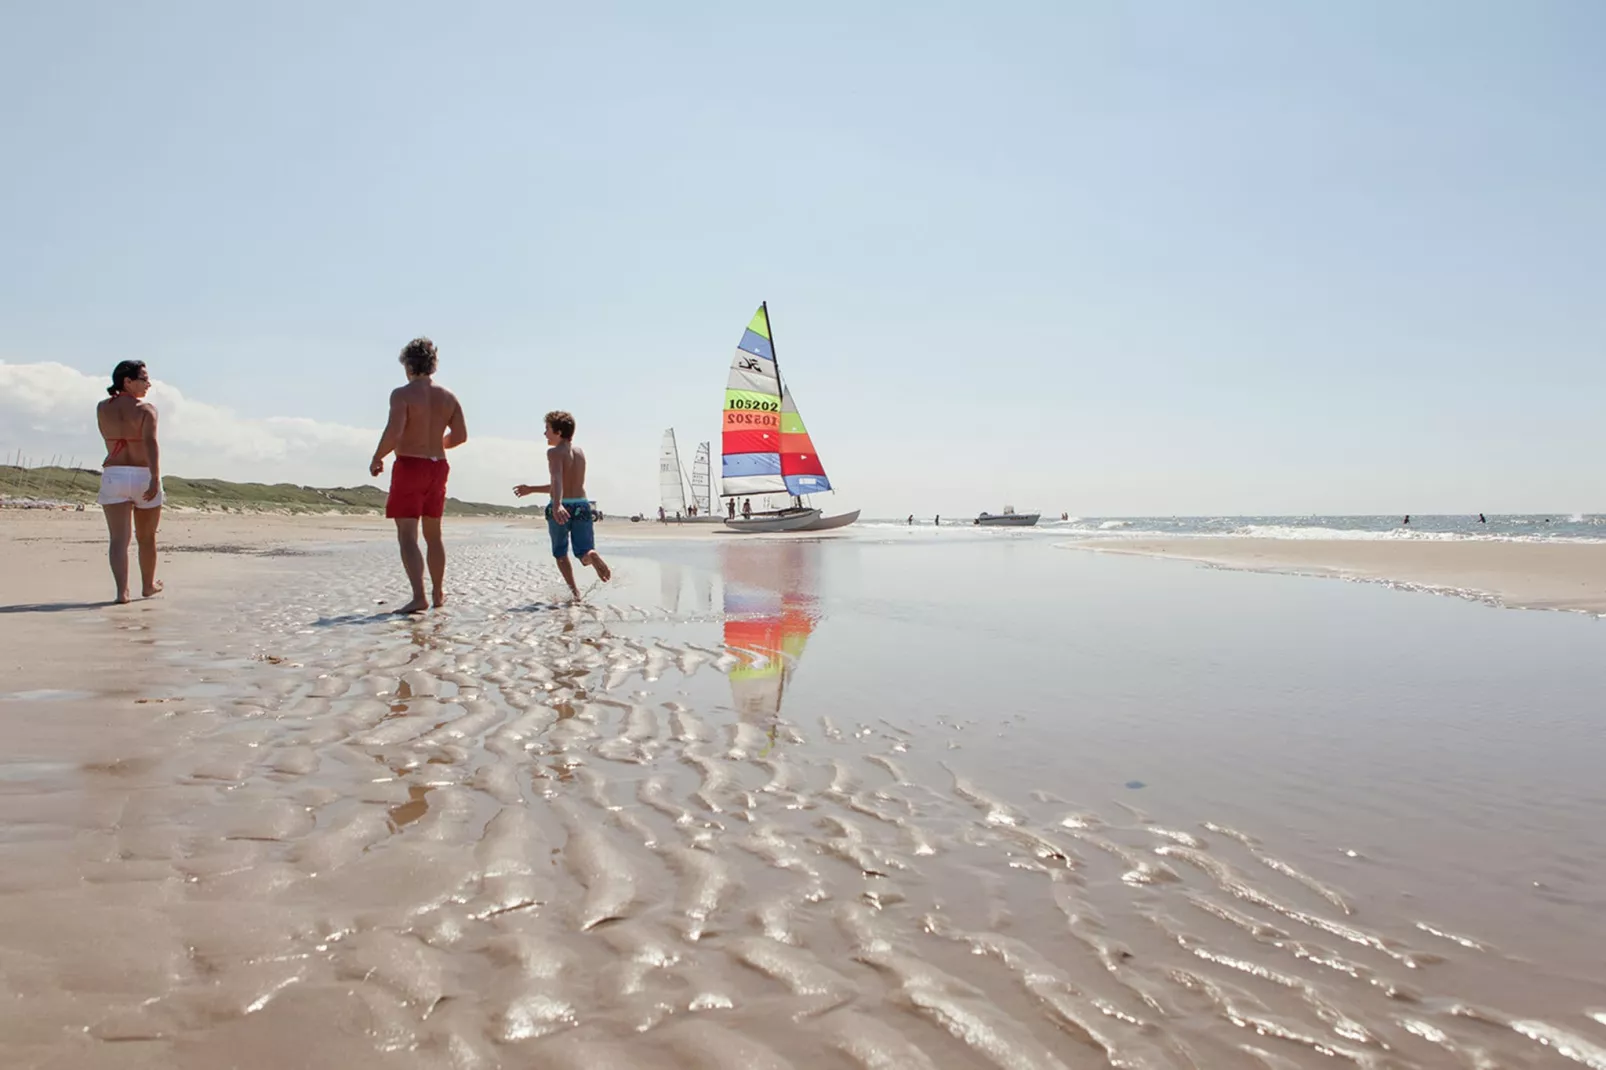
[[95, 359, 163, 603], [369, 338, 467, 613], [514, 410, 611, 601], [934, 515, 940, 526], [743, 498, 752, 518], [727, 498, 736, 519], [907, 514, 914, 525], [658, 505, 665, 522]]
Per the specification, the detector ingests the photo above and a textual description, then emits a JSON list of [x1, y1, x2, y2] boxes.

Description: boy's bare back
[[392, 380, 464, 460], [547, 442, 587, 500]]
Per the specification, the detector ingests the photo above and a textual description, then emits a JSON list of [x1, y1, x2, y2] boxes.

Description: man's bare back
[[371, 338, 468, 614], [391, 379, 464, 460]]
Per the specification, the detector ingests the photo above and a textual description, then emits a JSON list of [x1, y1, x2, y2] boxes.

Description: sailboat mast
[[762, 300, 785, 394], [761, 301, 801, 509]]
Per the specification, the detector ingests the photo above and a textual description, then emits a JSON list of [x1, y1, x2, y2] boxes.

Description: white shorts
[[98, 466, 164, 508]]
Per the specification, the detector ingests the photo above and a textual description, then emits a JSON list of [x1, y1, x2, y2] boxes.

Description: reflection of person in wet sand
[[514, 410, 611, 601], [369, 338, 468, 613], [95, 360, 164, 603]]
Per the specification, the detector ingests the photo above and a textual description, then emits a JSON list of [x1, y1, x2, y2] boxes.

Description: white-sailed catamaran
[[658, 429, 688, 519], [684, 440, 721, 522], [657, 429, 722, 522], [721, 303, 859, 533]]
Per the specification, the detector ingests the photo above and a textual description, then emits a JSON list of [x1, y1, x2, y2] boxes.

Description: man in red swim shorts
[[369, 337, 468, 613]]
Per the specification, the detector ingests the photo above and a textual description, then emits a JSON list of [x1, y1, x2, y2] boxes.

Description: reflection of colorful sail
[[721, 541, 821, 719], [721, 303, 833, 500]]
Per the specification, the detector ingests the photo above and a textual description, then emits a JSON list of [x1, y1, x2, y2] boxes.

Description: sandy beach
[[4, 511, 1606, 1068], [1072, 535, 1606, 615]]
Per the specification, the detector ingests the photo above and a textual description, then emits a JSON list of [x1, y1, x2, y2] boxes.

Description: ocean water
[[5, 527, 1605, 1068], [864, 513, 1606, 542]]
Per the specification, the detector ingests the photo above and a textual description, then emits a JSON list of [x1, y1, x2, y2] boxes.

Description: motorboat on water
[[975, 506, 1040, 527]]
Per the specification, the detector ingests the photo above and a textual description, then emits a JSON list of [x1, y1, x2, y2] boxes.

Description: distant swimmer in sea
[[1061, 512, 1069, 521], [907, 514, 914, 526], [96, 359, 164, 603], [372, 337, 468, 613], [1479, 513, 1487, 524], [1402, 515, 1410, 526], [934, 515, 940, 526]]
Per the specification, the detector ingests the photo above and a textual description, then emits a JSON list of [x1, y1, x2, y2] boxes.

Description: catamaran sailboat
[[719, 303, 859, 533], [657, 430, 722, 522]]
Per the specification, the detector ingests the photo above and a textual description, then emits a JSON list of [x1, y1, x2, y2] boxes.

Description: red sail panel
[[780, 433, 826, 476], [723, 428, 780, 456], [724, 617, 783, 653]]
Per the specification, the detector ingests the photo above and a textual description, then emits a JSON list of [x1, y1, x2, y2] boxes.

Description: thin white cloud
[[0, 361, 624, 509]]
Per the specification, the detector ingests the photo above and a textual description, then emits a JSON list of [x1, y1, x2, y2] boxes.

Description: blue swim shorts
[[545, 499, 595, 559]]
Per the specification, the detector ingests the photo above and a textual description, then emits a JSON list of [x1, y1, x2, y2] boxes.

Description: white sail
[[659, 429, 688, 515], [691, 442, 713, 515]]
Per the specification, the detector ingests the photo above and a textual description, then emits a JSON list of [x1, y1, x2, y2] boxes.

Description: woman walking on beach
[[96, 360, 164, 603]]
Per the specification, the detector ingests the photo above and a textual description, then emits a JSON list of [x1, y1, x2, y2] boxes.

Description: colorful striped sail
[[778, 383, 830, 496], [721, 303, 832, 500]]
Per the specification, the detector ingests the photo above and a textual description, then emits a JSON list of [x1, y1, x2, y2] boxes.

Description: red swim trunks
[[386, 456, 449, 519]]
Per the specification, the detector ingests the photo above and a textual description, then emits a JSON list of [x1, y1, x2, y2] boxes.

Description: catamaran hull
[[724, 509, 823, 533], [977, 513, 1041, 527], [798, 509, 859, 531]]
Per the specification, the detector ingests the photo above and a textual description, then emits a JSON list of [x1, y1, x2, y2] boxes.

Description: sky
[[2, 1, 1603, 515]]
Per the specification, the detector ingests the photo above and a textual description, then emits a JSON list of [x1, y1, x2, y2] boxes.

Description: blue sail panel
[[723, 452, 782, 478], [784, 473, 832, 495], [737, 330, 774, 360]]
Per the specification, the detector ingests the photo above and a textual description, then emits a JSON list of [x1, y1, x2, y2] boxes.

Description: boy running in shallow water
[[513, 410, 611, 600]]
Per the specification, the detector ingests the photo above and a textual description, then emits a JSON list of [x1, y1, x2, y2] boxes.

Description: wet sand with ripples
[[2, 512, 1605, 1068]]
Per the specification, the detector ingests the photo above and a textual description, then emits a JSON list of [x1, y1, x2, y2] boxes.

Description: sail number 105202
[[727, 398, 779, 412], [725, 411, 779, 427]]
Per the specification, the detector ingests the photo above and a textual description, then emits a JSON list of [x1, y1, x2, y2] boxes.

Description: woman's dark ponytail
[[108, 360, 147, 397]]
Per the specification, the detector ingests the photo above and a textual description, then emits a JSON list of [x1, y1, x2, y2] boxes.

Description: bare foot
[[114, 592, 132, 605], [396, 597, 429, 614], [583, 552, 611, 582], [432, 587, 446, 608], [142, 580, 164, 598], [566, 585, 583, 603]]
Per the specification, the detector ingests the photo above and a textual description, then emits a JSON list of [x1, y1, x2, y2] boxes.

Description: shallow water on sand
[[3, 531, 1605, 1068]]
